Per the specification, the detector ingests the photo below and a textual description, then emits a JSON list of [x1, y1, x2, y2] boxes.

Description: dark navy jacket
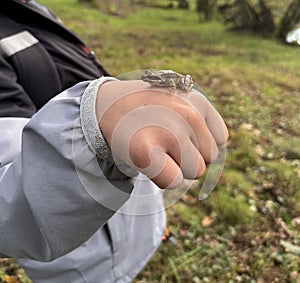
[[0, 0, 109, 117]]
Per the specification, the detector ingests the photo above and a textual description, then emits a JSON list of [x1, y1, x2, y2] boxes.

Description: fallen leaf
[[4, 275, 19, 283], [280, 240, 300, 255], [290, 271, 298, 280], [240, 123, 254, 131], [201, 216, 215, 227], [291, 217, 300, 226]]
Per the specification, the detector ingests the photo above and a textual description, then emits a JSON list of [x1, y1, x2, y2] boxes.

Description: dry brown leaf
[[201, 216, 215, 227]]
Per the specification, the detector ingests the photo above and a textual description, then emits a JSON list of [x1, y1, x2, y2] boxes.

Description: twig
[[276, 217, 297, 238]]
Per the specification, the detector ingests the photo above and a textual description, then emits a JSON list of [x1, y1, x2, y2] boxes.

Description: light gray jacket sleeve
[[0, 77, 135, 261]]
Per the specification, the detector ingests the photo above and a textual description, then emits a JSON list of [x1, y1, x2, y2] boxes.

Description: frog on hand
[[142, 69, 194, 92], [96, 75, 228, 189]]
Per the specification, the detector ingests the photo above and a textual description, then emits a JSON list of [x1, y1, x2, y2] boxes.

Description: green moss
[[208, 189, 257, 226], [227, 127, 260, 171]]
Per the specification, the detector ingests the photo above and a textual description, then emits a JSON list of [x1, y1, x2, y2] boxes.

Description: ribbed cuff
[[80, 76, 118, 163]]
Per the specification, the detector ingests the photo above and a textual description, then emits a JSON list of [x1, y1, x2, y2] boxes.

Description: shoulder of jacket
[[0, 1, 85, 45]]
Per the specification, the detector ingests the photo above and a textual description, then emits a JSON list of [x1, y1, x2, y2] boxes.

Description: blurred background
[[1, 0, 299, 282]]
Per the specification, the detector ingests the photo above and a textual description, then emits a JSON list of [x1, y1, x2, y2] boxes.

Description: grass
[[1, 0, 300, 282]]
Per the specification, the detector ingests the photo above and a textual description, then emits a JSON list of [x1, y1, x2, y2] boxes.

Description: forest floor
[[1, 1, 300, 282]]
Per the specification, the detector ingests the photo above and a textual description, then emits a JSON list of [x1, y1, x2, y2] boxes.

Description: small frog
[[142, 69, 194, 92]]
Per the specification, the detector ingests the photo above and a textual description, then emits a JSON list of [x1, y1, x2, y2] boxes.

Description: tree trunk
[[237, 0, 255, 29], [178, 0, 189, 9], [277, 0, 300, 39], [196, 0, 216, 21], [257, 0, 275, 33]]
